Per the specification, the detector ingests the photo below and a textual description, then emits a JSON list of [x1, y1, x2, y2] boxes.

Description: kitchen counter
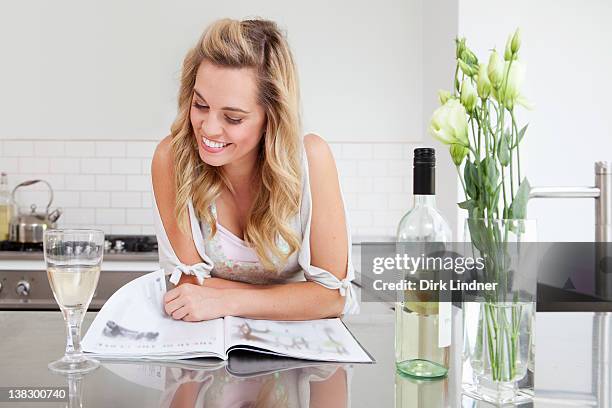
[[0, 309, 609, 407]]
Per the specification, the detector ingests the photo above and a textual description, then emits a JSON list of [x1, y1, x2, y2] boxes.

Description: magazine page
[[82, 269, 225, 359], [223, 316, 372, 363]]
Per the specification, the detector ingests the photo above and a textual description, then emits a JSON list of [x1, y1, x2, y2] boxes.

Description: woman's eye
[[192, 102, 209, 110], [225, 116, 242, 124]]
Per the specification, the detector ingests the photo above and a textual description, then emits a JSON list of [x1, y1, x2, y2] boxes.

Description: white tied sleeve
[[297, 146, 360, 316], [152, 193, 214, 286]]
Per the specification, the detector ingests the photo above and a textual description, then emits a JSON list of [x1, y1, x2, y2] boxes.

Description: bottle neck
[[413, 194, 436, 208]]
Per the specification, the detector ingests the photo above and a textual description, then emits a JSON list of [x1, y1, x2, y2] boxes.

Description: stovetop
[[0, 235, 159, 261]]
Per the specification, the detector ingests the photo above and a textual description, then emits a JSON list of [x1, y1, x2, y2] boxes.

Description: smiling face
[[190, 60, 267, 169]]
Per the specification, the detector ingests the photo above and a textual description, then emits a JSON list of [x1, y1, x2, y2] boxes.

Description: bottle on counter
[[395, 148, 452, 378], [0, 172, 12, 241]]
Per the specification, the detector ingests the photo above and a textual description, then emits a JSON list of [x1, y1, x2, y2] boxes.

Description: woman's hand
[[163, 284, 235, 321]]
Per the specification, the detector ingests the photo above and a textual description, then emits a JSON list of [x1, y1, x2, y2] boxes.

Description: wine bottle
[[395, 148, 452, 378], [0, 173, 12, 241]]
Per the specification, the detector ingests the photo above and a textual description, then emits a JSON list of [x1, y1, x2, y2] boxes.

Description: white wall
[[1, 1, 452, 240], [0, 0, 423, 143], [458, 0, 612, 241]]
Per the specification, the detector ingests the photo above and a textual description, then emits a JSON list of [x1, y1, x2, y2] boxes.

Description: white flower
[[500, 61, 526, 109], [477, 64, 491, 99], [438, 89, 451, 105], [487, 50, 504, 87], [429, 99, 469, 147], [461, 80, 478, 113]]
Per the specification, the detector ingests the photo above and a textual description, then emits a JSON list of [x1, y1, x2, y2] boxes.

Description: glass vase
[[461, 218, 537, 404]]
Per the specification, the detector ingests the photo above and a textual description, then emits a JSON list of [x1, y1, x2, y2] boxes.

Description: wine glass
[[44, 229, 104, 374]]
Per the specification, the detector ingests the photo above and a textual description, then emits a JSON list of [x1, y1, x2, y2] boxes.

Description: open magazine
[[82, 269, 373, 363]]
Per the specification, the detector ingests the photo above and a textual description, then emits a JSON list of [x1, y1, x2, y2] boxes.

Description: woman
[[152, 18, 357, 322]]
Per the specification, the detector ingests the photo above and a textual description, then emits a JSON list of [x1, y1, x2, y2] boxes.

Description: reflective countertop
[[0, 309, 610, 407]]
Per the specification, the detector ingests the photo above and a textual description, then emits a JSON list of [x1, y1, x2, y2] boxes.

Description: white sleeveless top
[[152, 140, 359, 315]]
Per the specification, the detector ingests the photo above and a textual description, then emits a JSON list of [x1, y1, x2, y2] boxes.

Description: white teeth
[[202, 137, 228, 149]]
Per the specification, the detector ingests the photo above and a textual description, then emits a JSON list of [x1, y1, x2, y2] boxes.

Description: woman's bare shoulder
[[152, 135, 173, 173], [303, 133, 335, 171]]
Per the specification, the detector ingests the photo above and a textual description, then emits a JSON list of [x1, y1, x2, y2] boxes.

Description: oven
[[0, 236, 159, 310]]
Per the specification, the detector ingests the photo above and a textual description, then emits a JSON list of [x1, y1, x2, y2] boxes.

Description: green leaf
[[464, 161, 478, 200], [509, 178, 531, 219], [458, 199, 476, 210], [497, 130, 511, 166], [482, 157, 499, 195], [512, 124, 528, 148]]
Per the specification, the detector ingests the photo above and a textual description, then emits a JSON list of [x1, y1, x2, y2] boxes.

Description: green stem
[[511, 109, 522, 183]]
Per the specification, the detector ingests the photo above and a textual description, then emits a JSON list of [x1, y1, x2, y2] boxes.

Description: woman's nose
[[201, 114, 223, 138]]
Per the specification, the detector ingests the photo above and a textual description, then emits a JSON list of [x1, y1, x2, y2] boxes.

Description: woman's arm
[[164, 134, 350, 321]]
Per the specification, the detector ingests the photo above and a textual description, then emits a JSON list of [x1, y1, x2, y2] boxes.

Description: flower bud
[[438, 89, 451, 105], [459, 59, 478, 77], [428, 99, 469, 147], [455, 37, 466, 59], [450, 144, 469, 166], [511, 28, 521, 54], [461, 48, 478, 66], [487, 50, 504, 87], [460, 80, 478, 113], [501, 61, 526, 109], [476, 64, 491, 99], [504, 35, 512, 61]]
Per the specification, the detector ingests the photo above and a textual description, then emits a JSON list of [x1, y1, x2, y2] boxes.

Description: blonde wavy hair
[[170, 18, 302, 270]]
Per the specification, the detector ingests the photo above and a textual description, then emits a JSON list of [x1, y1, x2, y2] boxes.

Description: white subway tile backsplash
[[4, 141, 34, 157], [82, 158, 111, 175], [0, 158, 19, 173], [53, 190, 80, 208], [328, 143, 343, 159], [66, 175, 96, 191], [373, 210, 405, 227], [34, 141, 65, 157], [357, 193, 387, 210], [126, 141, 157, 158], [0, 138, 419, 239], [111, 225, 142, 235], [142, 192, 152, 208], [372, 176, 403, 193], [61, 208, 96, 225], [14, 174, 65, 191], [342, 144, 373, 159], [341, 176, 373, 193], [126, 208, 153, 225], [349, 210, 373, 227], [96, 141, 126, 157], [111, 192, 141, 208], [65, 141, 95, 157], [387, 192, 412, 211], [388, 160, 410, 177], [126, 175, 151, 192], [335, 160, 357, 177], [19, 158, 49, 173], [49, 158, 80, 174], [358, 160, 387, 177], [141, 158, 152, 175], [81, 192, 110, 208], [96, 175, 126, 191], [96, 208, 126, 225], [111, 158, 141, 174]]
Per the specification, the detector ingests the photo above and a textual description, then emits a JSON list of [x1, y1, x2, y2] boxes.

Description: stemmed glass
[[44, 229, 104, 374]]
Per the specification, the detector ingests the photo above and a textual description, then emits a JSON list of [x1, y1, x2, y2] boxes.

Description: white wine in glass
[[44, 229, 104, 374]]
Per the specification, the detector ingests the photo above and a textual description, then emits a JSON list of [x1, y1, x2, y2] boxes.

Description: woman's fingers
[[164, 287, 181, 303], [165, 295, 188, 317], [171, 305, 189, 320]]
